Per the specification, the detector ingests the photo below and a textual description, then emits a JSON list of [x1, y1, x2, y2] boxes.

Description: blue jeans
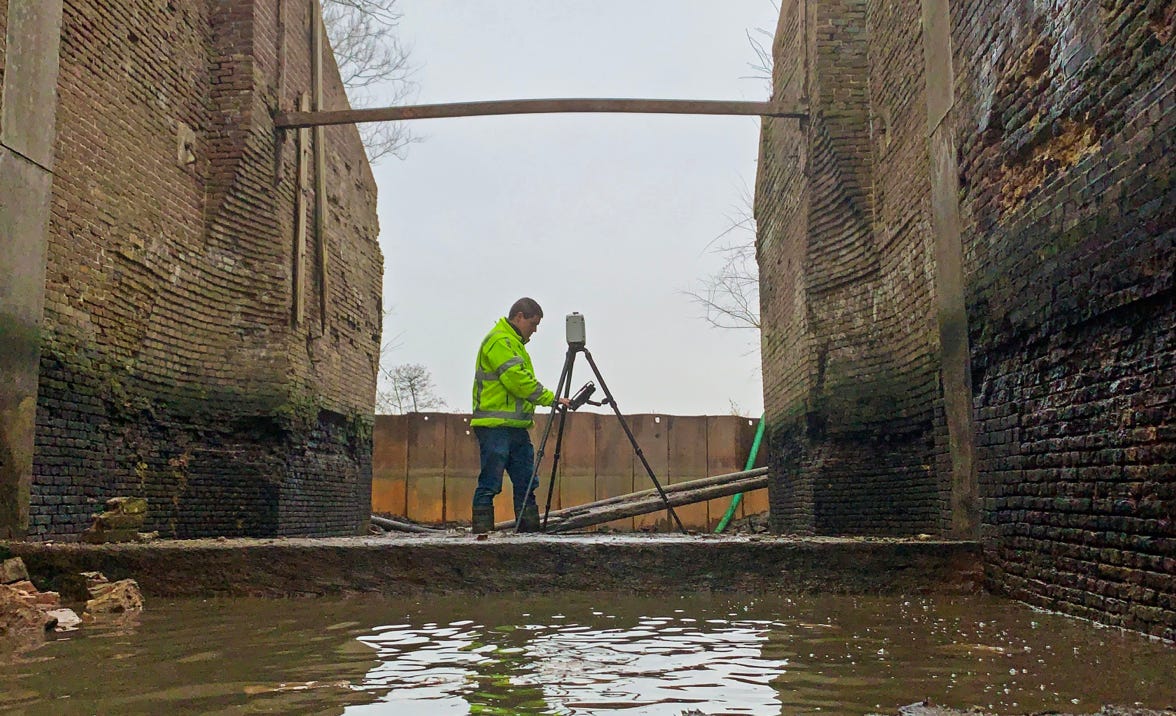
[[473, 426, 538, 515]]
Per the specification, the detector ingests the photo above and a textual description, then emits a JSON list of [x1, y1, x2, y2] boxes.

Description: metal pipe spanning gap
[[274, 98, 809, 129]]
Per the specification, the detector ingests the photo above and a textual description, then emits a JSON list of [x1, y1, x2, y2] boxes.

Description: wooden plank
[[405, 413, 446, 524], [629, 415, 670, 532], [313, 128, 327, 329], [706, 416, 744, 531], [371, 415, 407, 516], [292, 92, 310, 326], [371, 515, 441, 533], [311, 0, 328, 331], [277, 1, 287, 105], [667, 415, 710, 530], [537, 467, 769, 515], [274, 99, 809, 128], [497, 468, 768, 532], [595, 414, 634, 531], [443, 414, 479, 524], [545, 470, 770, 533]]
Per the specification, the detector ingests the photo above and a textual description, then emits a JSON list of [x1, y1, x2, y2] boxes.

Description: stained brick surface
[[758, 0, 946, 538], [757, 0, 1174, 639], [953, 0, 1175, 641], [16, 0, 381, 539]]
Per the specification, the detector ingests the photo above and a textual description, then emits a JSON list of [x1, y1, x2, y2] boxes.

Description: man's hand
[[557, 397, 572, 408]]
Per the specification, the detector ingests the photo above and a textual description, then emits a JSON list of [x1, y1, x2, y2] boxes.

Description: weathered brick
[[757, 0, 1175, 639], [9, 0, 381, 539]]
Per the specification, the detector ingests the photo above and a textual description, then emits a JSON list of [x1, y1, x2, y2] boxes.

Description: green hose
[[714, 413, 765, 533]]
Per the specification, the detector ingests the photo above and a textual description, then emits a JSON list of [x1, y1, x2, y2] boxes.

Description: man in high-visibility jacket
[[470, 297, 570, 534]]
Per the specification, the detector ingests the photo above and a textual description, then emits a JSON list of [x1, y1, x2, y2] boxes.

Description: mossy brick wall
[[25, 0, 379, 539], [758, 0, 946, 537], [758, 0, 1174, 639], [757, 0, 815, 533], [952, 0, 1175, 640]]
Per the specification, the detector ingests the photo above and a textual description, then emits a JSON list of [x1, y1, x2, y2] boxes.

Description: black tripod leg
[[581, 349, 688, 535], [526, 346, 574, 520], [542, 385, 574, 531]]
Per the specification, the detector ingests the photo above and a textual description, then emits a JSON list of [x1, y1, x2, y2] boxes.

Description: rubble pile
[[723, 510, 771, 535], [0, 556, 144, 650], [81, 496, 158, 544], [81, 572, 144, 614], [1, 556, 72, 645]]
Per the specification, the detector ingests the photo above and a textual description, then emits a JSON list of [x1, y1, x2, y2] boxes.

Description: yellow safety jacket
[[470, 317, 555, 428]]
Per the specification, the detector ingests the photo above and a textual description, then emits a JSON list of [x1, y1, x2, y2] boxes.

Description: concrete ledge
[[2, 534, 983, 598]]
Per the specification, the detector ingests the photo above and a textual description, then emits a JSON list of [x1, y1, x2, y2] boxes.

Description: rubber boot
[[472, 506, 494, 534], [516, 503, 541, 533]]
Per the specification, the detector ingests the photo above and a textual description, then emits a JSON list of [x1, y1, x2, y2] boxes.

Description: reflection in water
[[526, 616, 780, 714], [1, 592, 1173, 715], [351, 609, 781, 715], [0, 600, 384, 715]]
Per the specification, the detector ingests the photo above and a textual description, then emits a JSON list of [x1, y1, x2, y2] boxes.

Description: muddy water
[[2, 592, 1173, 715]]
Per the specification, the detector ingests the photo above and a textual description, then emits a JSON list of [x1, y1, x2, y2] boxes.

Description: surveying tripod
[[522, 313, 687, 534]]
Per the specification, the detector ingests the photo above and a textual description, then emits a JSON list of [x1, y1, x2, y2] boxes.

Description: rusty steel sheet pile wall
[[757, 0, 1174, 639], [372, 414, 767, 531], [5, 0, 381, 539]]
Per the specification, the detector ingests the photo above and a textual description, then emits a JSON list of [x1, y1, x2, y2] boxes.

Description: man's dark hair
[[508, 297, 543, 320]]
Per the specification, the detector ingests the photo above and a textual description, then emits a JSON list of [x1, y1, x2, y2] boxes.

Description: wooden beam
[[545, 472, 769, 533], [370, 514, 443, 534], [274, 99, 808, 128], [311, 0, 329, 332], [494, 467, 770, 532], [292, 92, 310, 327]]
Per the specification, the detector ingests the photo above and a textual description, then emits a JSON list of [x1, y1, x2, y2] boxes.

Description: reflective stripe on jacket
[[470, 317, 554, 428]]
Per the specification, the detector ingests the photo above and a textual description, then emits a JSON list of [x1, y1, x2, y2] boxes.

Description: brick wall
[[23, 0, 380, 539], [757, 0, 815, 533], [759, 0, 946, 536], [757, 0, 1174, 638], [953, 0, 1175, 641]]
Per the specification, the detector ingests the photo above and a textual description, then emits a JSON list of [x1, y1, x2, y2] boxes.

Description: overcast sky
[[374, 1, 776, 416]]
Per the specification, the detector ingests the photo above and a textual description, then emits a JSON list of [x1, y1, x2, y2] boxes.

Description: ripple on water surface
[[1, 592, 1173, 715]]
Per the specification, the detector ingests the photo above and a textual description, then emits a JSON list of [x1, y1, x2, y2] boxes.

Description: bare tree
[[742, 27, 774, 88], [685, 186, 760, 331], [321, 0, 418, 162], [377, 363, 448, 414], [685, 12, 776, 332], [728, 398, 750, 417], [742, 2, 777, 90]]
